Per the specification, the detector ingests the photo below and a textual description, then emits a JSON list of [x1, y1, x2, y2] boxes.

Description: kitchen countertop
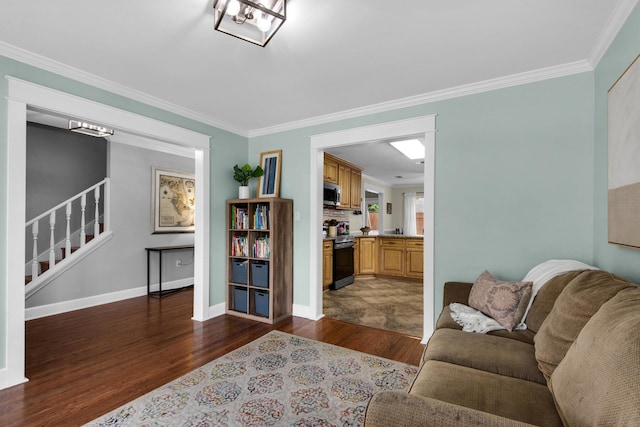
[[354, 234, 423, 239], [324, 234, 424, 241]]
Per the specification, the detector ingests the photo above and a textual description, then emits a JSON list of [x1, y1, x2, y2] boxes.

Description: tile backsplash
[[322, 208, 350, 224]]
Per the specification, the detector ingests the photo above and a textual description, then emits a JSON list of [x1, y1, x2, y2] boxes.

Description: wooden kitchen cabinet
[[338, 164, 351, 208], [378, 238, 405, 276], [358, 237, 377, 275], [322, 240, 333, 291], [405, 239, 424, 278], [323, 156, 338, 184], [377, 237, 424, 279], [350, 168, 362, 209], [323, 153, 363, 210]]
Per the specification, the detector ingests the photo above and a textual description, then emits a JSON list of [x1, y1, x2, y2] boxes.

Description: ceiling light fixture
[[213, 0, 286, 47], [68, 120, 114, 137], [390, 139, 425, 160]]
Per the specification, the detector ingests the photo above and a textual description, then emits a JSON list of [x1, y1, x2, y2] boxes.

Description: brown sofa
[[364, 269, 640, 426]]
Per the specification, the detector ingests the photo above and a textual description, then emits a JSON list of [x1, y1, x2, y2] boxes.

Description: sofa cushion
[[549, 286, 640, 426], [436, 306, 536, 344], [469, 271, 533, 331], [424, 328, 545, 384], [524, 269, 584, 333], [410, 360, 562, 426], [534, 270, 634, 381]]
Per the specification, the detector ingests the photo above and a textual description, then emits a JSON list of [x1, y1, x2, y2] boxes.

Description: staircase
[[25, 179, 112, 297]]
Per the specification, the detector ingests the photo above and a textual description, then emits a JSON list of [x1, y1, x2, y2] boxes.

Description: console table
[[145, 245, 194, 297]]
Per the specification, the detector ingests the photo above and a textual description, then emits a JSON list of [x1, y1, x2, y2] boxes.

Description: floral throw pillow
[[468, 270, 533, 331]]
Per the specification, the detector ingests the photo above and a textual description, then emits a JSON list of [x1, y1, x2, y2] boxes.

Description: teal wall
[[0, 56, 248, 369], [2, 2, 639, 373], [593, 5, 640, 283], [249, 71, 596, 314]]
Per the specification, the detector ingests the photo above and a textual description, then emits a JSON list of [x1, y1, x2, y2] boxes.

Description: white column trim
[[309, 115, 437, 340], [2, 76, 212, 390]]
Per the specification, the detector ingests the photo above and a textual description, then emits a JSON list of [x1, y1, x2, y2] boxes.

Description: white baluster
[[65, 202, 72, 258], [94, 186, 101, 237], [80, 194, 87, 247], [31, 221, 39, 278], [49, 211, 56, 267]]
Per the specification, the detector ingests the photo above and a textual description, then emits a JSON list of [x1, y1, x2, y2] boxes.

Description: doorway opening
[[309, 115, 436, 343], [3, 77, 211, 390]]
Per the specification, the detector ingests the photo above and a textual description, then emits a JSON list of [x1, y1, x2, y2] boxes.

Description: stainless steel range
[[331, 235, 355, 290]]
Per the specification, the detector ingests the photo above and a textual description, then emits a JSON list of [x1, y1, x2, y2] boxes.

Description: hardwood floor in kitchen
[[0, 288, 424, 427]]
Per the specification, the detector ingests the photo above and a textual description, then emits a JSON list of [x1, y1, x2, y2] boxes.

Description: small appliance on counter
[[337, 221, 350, 235]]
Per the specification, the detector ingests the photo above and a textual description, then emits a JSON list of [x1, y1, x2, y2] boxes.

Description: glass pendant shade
[[213, 0, 286, 47]]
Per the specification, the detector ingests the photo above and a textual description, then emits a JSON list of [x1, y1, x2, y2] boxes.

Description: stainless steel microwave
[[323, 182, 341, 207]]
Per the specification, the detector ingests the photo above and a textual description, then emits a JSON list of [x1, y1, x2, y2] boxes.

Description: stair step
[[60, 247, 80, 259], [39, 260, 62, 274], [26, 223, 105, 285]]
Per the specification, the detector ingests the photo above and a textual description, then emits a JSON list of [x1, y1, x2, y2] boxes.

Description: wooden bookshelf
[[226, 197, 293, 323]]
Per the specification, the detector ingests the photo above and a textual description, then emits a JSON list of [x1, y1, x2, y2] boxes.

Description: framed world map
[[152, 167, 195, 234]]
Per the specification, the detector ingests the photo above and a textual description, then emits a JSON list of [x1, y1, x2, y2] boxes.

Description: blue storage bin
[[232, 260, 248, 284], [254, 290, 269, 317], [251, 261, 269, 288], [233, 287, 248, 313]]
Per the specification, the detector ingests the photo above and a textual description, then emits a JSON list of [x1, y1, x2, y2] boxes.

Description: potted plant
[[233, 164, 264, 199]]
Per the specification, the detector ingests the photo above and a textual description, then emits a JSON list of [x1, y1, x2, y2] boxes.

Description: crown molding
[[0, 41, 248, 137], [248, 60, 593, 138], [2, 0, 636, 141], [588, 0, 639, 67]]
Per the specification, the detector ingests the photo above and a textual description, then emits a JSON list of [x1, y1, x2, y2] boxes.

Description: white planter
[[239, 186, 250, 199]]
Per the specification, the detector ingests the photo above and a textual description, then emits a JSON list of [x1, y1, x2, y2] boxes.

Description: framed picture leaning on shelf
[[257, 150, 282, 198], [151, 167, 195, 233]]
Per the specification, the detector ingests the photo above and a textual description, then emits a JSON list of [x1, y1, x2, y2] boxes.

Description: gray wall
[[26, 122, 107, 220], [26, 141, 195, 307], [25, 123, 107, 262]]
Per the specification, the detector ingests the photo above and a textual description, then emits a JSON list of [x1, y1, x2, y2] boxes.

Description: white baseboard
[[147, 277, 194, 293], [0, 368, 29, 391], [206, 302, 226, 320], [292, 303, 318, 320], [25, 277, 194, 320]]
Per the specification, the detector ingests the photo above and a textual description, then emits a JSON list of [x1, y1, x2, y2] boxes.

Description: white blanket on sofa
[[450, 259, 598, 333]]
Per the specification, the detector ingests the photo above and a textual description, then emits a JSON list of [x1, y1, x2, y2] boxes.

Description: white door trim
[[2, 77, 211, 390], [309, 115, 436, 342]]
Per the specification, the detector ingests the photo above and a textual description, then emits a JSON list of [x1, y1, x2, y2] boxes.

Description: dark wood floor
[[0, 289, 425, 427]]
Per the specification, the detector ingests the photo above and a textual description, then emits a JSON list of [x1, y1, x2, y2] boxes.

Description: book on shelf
[[231, 206, 249, 230], [231, 235, 249, 257], [252, 236, 270, 258], [253, 205, 269, 230]]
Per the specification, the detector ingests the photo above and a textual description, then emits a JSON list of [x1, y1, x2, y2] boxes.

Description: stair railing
[[25, 178, 110, 282]]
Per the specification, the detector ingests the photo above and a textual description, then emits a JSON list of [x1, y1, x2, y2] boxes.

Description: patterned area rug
[[85, 331, 418, 427]]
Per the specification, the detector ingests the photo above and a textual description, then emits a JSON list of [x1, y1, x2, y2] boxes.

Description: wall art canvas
[[608, 54, 640, 248], [152, 167, 195, 233]]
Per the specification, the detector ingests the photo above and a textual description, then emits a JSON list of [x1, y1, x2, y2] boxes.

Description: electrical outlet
[[176, 259, 182, 267]]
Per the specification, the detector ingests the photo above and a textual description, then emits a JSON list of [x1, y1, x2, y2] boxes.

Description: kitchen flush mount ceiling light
[[213, 0, 286, 47], [68, 120, 114, 137], [390, 139, 425, 160]]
